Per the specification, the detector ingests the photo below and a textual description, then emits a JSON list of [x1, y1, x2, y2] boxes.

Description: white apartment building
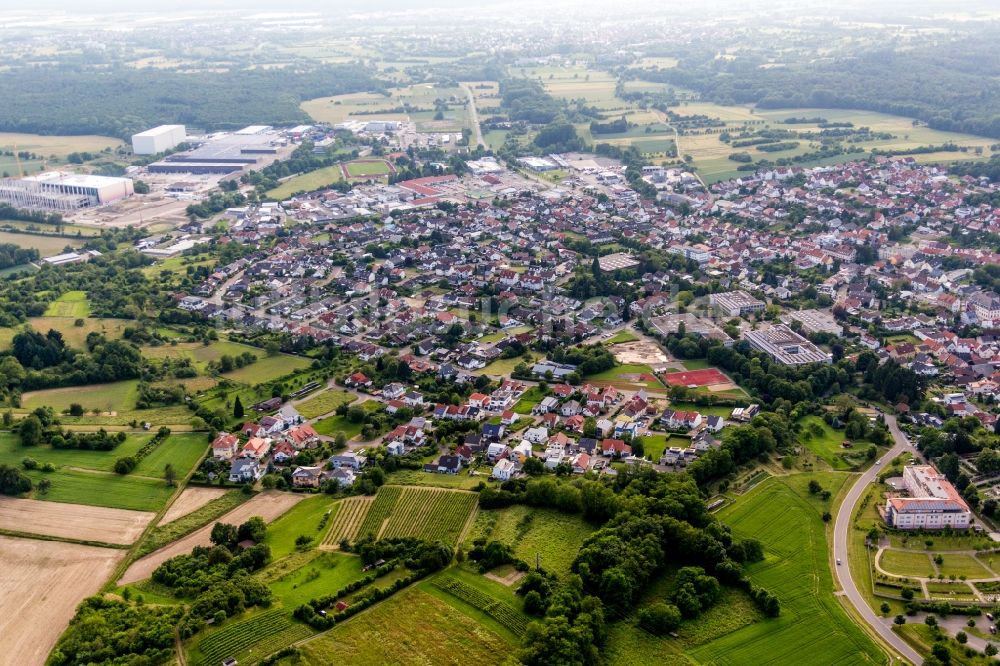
[[885, 465, 972, 530]]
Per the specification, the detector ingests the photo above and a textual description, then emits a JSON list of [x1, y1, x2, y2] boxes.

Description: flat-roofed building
[[885, 465, 972, 530], [598, 252, 641, 272], [132, 125, 187, 155], [0, 172, 133, 210], [710, 290, 766, 317], [743, 324, 831, 365], [785, 308, 841, 336]]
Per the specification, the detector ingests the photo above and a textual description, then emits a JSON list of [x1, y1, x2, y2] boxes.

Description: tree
[[37, 478, 51, 495], [0, 464, 32, 495], [986, 643, 998, 657], [956, 631, 967, 644], [19, 415, 42, 447], [210, 522, 238, 549], [894, 614, 906, 625], [68, 403, 84, 417], [164, 464, 176, 487], [234, 396, 244, 419], [880, 602, 890, 615], [637, 602, 683, 634], [238, 516, 267, 544]]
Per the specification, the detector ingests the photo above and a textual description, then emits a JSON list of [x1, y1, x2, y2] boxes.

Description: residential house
[[492, 458, 517, 481], [229, 457, 265, 483], [211, 432, 240, 460]]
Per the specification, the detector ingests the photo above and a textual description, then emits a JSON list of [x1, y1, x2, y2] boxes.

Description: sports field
[[661, 367, 731, 387], [689, 475, 885, 665], [344, 159, 392, 178], [266, 165, 343, 199]]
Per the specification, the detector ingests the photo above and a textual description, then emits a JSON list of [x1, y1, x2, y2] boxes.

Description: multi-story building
[[743, 324, 831, 365], [710, 290, 766, 317], [885, 465, 972, 530], [132, 124, 187, 155]]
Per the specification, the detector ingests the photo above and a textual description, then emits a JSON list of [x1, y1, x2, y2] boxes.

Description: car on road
[[836, 559, 841, 565], [876, 459, 882, 465]]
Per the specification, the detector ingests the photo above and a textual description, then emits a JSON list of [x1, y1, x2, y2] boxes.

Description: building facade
[[885, 465, 972, 530]]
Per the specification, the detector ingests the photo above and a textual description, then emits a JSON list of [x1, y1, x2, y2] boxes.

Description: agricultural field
[[294, 389, 356, 419], [430, 573, 530, 638], [120, 491, 305, 584], [471, 505, 595, 577], [323, 486, 477, 547], [0, 132, 123, 175], [223, 352, 312, 385], [0, 229, 84, 257], [21, 378, 140, 414], [43, 290, 90, 317], [323, 495, 375, 546], [667, 103, 997, 184], [266, 165, 343, 199], [687, 475, 884, 665], [384, 467, 487, 490], [188, 608, 313, 666], [0, 535, 126, 666], [136, 489, 249, 558], [267, 551, 365, 608], [131, 432, 207, 478], [159, 486, 228, 524], [302, 83, 469, 130], [286, 587, 512, 665], [0, 496, 153, 544]]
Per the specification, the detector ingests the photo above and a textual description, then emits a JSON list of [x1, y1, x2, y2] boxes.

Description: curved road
[[833, 414, 921, 665]]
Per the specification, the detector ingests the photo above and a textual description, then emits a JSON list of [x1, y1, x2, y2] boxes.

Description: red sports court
[[661, 368, 730, 387]]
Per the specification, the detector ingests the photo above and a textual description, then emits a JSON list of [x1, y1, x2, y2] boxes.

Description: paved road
[[833, 413, 921, 665]]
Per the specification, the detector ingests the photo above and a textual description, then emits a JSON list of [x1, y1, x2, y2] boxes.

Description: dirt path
[[0, 535, 126, 666], [0, 496, 154, 545], [118, 491, 305, 585], [160, 487, 229, 525]]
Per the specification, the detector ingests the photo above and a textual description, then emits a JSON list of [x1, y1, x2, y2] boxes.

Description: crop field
[[322, 495, 375, 546], [120, 491, 305, 584], [365, 486, 477, 544], [302, 84, 468, 127], [667, 103, 996, 184], [431, 575, 529, 636], [160, 486, 228, 524], [474, 505, 595, 577], [0, 534, 126, 666], [688, 475, 884, 665], [294, 389, 356, 419], [43, 290, 90, 317], [0, 131, 122, 165], [264, 494, 340, 560], [190, 608, 313, 666], [223, 352, 311, 385], [0, 229, 84, 257], [292, 587, 512, 665], [879, 549, 933, 578], [0, 496, 154, 544], [137, 490, 248, 558], [266, 165, 343, 199]]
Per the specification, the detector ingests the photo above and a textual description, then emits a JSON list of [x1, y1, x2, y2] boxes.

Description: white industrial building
[[885, 465, 972, 530], [132, 125, 187, 155], [743, 324, 831, 365], [0, 172, 133, 210]]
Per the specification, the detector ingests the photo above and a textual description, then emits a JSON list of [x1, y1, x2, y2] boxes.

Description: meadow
[[302, 83, 469, 131], [0, 132, 123, 176], [470, 505, 595, 577], [266, 165, 343, 199], [24, 316, 129, 349], [294, 389, 356, 419], [43, 290, 91, 317], [286, 587, 512, 665], [21, 379, 140, 414], [796, 415, 871, 470], [264, 494, 341, 560], [0, 230, 85, 257], [687, 475, 885, 665]]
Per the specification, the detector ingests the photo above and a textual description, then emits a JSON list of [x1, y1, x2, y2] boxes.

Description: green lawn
[[689, 474, 884, 665], [265, 495, 341, 560], [223, 353, 311, 385], [680, 358, 712, 370], [605, 331, 639, 345], [635, 433, 690, 461], [345, 160, 391, 177], [43, 290, 91, 317], [936, 553, 994, 580], [879, 549, 933, 578], [295, 390, 356, 419], [313, 414, 364, 439], [586, 363, 664, 389]]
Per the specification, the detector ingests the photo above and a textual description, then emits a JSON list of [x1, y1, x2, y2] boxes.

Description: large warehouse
[[0, 172, 134, 210], [132, 125, 187, 155]]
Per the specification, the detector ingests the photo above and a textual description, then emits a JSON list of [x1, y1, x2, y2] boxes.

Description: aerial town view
[[6, 0, 1000, 664]]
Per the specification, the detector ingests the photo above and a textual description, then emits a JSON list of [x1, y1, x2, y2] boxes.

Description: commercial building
[[710, 290, 766, 317], [743, 324, 831, 365], [597, 252, 641, 272], [131, 125, 187, 155], [885, 465, 972, 530], [148, 126, 283, 175], [0, 172, 133, 210], [785, 308, 841, 336]]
